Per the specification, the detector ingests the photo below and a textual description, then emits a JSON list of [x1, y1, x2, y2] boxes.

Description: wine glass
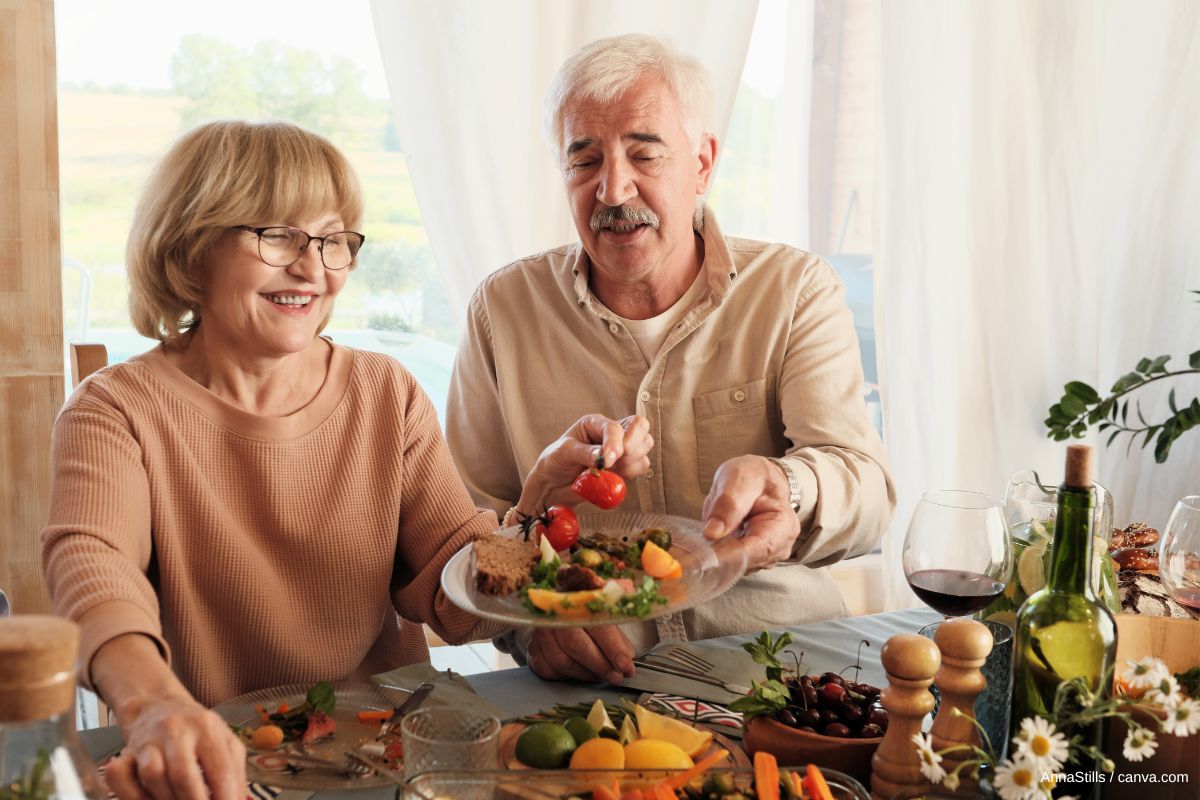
[[903, 490, 1012, 617], [1159, 495, 1200, 619]]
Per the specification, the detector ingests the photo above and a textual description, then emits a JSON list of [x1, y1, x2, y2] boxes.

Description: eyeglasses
[[233, 225, 366, 271]]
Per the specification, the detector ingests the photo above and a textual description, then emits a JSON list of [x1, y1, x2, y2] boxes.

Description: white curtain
[[877, 0, 1200, 608], [370, 0, 760, 324]]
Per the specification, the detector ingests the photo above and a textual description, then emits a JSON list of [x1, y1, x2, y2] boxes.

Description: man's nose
[[596, 157, 637, 207]]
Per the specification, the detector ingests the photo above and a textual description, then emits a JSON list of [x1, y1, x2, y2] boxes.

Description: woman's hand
[[94, 635, 247, 800], [517, 414, 652, 512]]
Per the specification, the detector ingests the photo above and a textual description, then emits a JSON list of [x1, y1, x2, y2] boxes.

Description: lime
[[515, 722, 577, 769], [586, 698, 616, 732], [1027, 620, 1110, 684], [618, 714, 638, 746], [1018, 540, 1047, 595], [563, 716, 598, 745]]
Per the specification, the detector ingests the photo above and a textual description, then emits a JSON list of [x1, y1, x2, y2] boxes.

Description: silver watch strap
[[767, 456, 802, 513]]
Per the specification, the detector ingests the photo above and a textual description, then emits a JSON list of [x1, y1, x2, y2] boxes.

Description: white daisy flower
[[912, 732, 946, 784], [1122, 728, 1159, 761], [1015, 716, 1070, 773], [1124, 657, 1169, 690], [1146, 674, 1182, 707], [993, 755, 1041, 800], [1161, 697, 1200, 737]]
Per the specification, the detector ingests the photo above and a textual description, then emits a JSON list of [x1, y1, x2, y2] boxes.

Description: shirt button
[[645, 468, 655, 478], [609, 323, 619, 333], [733, 390, 746, 402], [639, 391, 650, 402]]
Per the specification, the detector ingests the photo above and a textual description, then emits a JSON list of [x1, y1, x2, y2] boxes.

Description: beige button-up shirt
[[446, 208, 895, 655]]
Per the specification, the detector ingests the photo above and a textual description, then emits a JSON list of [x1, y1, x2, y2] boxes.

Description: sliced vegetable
[[803, 763, 835, 800], [356, 709, 394, 724], [754, 750, 781, 800], [663, 747, 730, 789]]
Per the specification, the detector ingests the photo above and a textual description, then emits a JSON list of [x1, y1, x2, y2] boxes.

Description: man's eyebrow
[[628, 132, 665, 145], [566, 139, 594, 156]]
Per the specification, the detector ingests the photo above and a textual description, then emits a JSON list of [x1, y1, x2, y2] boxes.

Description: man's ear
[[695, 133, 718, 194]]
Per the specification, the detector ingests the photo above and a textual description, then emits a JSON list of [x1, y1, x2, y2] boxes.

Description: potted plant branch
[[1045, 291, 1200, 462]]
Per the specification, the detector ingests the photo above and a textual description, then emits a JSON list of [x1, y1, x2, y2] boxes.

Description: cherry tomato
[[572, 466, 627, 509], [538, 504, 580, 551]]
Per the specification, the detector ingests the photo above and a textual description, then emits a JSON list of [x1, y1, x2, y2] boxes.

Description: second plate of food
[[440, 511, 747, 628]]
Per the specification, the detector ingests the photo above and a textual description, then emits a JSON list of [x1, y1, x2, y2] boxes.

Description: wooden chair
[[69, 343, 108, 387]]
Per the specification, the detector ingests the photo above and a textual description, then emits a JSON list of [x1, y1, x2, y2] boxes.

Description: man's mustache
[[589, 204, 661, 232]]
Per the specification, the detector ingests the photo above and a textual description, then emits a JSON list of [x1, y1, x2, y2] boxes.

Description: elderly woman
[[41, 121, 505, 800]]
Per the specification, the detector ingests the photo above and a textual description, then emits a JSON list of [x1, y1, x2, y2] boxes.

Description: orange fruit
[[525, 587, 604, 618], [640, 541, 681, 580], [569, 737, 626, 770], [250, 724, 284, 750], [622, 739, 693, 770]]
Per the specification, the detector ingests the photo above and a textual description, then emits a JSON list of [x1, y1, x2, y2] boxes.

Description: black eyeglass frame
[[233, 225, 366, 271]]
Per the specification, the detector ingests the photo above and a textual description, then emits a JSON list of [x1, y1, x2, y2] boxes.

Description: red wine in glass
[[1171, 586, 1200, 619], [907, 568, 1005, 617]]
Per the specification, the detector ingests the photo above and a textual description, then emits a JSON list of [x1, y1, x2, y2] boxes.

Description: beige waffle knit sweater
[[42, 342, 502, 706]]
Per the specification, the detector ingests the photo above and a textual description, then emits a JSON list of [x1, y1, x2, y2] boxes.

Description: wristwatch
[[767, 457, 803, 514]]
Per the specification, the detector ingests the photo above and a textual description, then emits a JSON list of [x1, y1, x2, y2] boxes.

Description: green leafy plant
[[1045, 291, 1200, 463], [728, 631, 800, 719]]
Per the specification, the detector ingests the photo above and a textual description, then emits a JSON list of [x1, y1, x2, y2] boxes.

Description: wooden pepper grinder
[[930, 618, 994, 788], [871, 633, 941, 800]]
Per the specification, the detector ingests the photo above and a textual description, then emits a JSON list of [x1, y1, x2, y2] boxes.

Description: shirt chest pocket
[[693, 378, 777, 493]]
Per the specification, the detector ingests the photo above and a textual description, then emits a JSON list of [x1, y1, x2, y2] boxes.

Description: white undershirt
[[616, 269, 709, 364]]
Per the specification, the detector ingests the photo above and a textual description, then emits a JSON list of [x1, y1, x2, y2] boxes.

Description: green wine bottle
[[1011, 444, 1117, 798]]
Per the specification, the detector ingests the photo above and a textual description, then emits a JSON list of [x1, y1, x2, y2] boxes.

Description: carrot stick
[[664, 748, 730, 789], [754, 751, 780, 800], [592, 786, 620, 800], [790, 771, 807, 798], [803, 764, 835, 800], [652, 784, 676, 800], [356, 709, 394, 724]]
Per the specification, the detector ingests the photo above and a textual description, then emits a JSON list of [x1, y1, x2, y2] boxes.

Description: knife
[[378, 681, 435, 735], [344, 749, 407, 785]]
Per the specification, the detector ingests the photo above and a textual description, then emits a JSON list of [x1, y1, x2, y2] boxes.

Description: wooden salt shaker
[[930, 618, 993, 786], [870, 633, 941, 800]]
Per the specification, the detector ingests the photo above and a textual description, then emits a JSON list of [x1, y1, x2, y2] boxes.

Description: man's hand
[[519, 414, 652, 511], [701, 454, 802, 572], [526, 626, 636, 685]]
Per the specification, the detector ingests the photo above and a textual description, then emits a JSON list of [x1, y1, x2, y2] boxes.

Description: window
[[56, 0, 459, 421]]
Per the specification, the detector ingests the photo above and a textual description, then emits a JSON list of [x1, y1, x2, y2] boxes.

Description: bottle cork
[[0, 615, 81, 721], [930, 619, 994, 787], [870, 633, 941, 800], [1063, 444, 1093, 489]]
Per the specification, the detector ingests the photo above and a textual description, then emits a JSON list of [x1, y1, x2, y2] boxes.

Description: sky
[[55, 0, 787, 99]]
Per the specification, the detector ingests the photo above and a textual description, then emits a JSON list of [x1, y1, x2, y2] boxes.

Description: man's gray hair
[[543, 34, 715, 159]]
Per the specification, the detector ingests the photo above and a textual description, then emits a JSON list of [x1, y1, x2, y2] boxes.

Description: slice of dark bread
[[473, 535, 539, 596]]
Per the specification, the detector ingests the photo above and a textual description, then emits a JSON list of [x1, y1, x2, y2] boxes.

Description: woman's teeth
[[268, 295, 313, 306]]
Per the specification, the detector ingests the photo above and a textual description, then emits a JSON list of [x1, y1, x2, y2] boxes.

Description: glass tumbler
[[401, 704, 500, 785]]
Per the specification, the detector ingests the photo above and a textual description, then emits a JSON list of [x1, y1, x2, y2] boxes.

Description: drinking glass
[[401, 705, 500, 791], [903, 490, 1011, 617], [1159, 495, 1200, 618]]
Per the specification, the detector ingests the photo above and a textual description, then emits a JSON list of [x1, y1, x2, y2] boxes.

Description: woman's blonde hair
[[127, 120, 364, 340]]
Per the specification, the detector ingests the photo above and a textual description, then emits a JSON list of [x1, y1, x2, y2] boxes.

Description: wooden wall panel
[[0, 0, 63, 616]]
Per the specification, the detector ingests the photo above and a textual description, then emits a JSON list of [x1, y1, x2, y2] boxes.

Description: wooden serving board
[[499, 721, 750, 770]]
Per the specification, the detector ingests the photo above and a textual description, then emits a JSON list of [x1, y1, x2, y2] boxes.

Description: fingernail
[[704, 519, 725, 539], [603, 450, 616, 467], [607, 671, 624, 685], [618, 656, 634, 674]]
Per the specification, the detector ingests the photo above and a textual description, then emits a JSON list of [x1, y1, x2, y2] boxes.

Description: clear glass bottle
[[0, 616, 107, 800], [1011, 445, 1117, 799]]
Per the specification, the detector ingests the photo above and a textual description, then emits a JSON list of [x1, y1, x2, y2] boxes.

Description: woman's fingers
[[103, 753, 153, 800]]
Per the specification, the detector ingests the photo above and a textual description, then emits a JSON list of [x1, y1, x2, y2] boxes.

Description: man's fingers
[[528, 631, 598, 683], [104, 754, 152, 800], [586, 625, 635, 677], [702, 479, 757, 540], [132, 747, 173, 800]]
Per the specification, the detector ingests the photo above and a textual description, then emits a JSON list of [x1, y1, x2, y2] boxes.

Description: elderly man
[[446, 34, 894, 685]]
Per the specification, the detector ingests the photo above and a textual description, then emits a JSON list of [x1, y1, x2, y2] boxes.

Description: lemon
[[586, 698, 616, 732], [1018, 540, 1047, 595], [623, 738, 694, 770], [569, 737, 626, 770], [618, 713, 638, 746], [1028, 620, 1110, 684], [563, 716, 598, 745], [633, 704, 713, 757], [515, 722, 577, 769]]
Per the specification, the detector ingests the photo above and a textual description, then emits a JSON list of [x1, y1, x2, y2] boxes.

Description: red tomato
[[572, 466, 627, 510], [538, 505, 580, 551]]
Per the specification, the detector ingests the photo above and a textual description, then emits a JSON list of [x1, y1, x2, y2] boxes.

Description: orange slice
[[640, 541, 682, 580], [526, 587, 605, 618]]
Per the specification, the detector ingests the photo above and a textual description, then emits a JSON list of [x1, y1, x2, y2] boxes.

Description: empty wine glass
[[1159, 495, 1200, 619], [903, 490, 1012, 617]]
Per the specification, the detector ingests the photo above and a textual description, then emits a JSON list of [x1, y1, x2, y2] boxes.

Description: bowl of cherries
[[734, 634, 887, 786]]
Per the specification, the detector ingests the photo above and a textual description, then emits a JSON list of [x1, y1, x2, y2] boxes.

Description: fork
[[281, 748, 372, 777], [633, 650, 750, 695], [645, 645, 718, 676]]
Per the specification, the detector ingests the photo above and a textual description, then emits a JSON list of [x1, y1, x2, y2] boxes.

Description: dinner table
[[77, 607, 940, 800]]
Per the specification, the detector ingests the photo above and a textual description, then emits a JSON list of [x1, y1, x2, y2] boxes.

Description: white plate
[[211, 681, 412, 790], [440, 511, 747, 628]]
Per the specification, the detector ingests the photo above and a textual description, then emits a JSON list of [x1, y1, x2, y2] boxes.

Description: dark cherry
[[776, 708, 798, 727], [819, 709, 840, 725], [838, 702, 865, 725], [799, 709, 822, 728], [818, 682, 847, 707], [802, 685, 819, 707], [819, 671, 846, 687], [798, 726, 818, 734], [799, 674, 815, 688], [824, 722, 852, 738], [859, 723, 883, 738]]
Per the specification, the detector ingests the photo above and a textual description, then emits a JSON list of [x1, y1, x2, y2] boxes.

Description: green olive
[[572, 548, 604, 569], [642, 527, 672, 551]]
